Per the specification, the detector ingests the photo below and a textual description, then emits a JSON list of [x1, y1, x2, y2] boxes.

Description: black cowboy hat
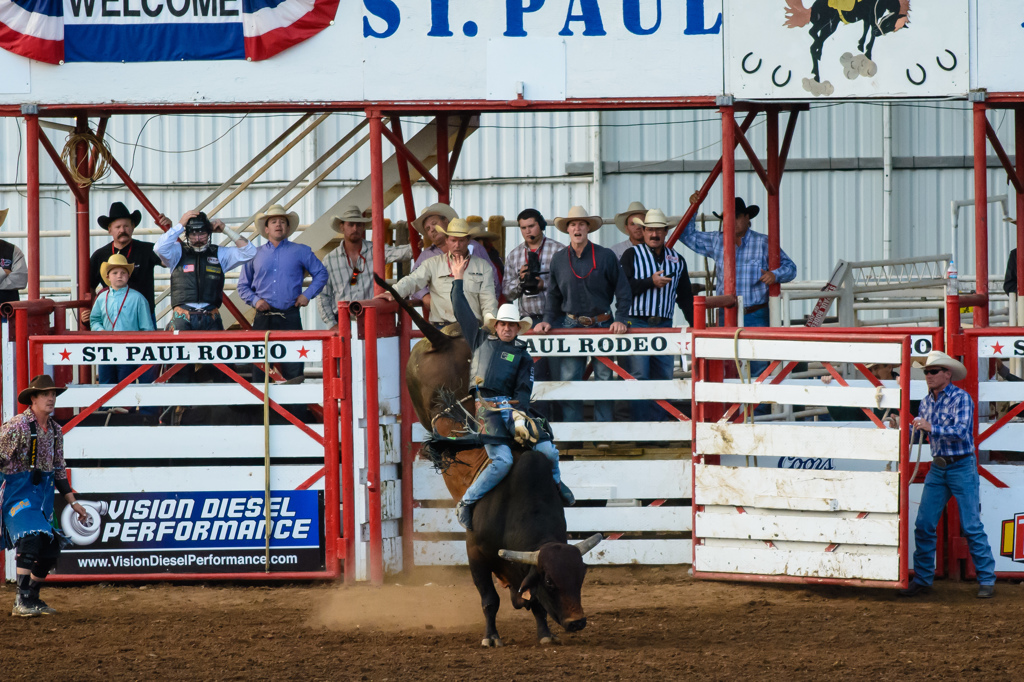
[[98, 202, 142, 230], [18, 374, 66, 405], [713, 197, 760, 221]]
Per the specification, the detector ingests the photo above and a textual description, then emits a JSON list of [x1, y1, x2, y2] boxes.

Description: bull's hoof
[[539, 636, 561, 646], [481, 637, 504, 648]]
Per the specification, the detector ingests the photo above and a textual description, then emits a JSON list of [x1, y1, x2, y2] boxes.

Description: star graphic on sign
[[992, 342, 1005, 355], [297, 346, 309, 358], [59, 348, 72, 361]]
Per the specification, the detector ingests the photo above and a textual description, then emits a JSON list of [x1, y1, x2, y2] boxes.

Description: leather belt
[[744, 303, 768, 315], [638, 316, 670, 326], [932, 453, 971, 469], [173, 306, 220, 318], [567, 312, 611, 327]]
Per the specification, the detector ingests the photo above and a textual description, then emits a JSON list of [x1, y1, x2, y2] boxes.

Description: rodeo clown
[[0, 376, 89, 617], [447, 251, 574, 531]]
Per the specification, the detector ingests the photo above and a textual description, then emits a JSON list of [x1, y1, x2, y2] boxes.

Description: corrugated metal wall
[[0, 102, 1019, 318]]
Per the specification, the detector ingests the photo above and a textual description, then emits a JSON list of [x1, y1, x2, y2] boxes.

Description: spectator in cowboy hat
[[620, 209, 694, 423], [534, 206, 631, 433], [86, 201, 165, 322], [1, 375, 88, 617], [318, 205, 412, 327], [467, 216, 505, 295], [90, 254, 156, 388], [0, 207, 27, 306], [611, 201, 648, 260], [410, 203, 497, 307], [377, 218, 497, 327], [900, 351, 997, 599], [237, 205, 328, 382]]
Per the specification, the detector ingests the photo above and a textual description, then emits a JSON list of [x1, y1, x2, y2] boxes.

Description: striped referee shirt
[[621, 244, 694, 326]]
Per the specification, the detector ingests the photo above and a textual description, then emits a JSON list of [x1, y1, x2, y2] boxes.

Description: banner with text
[[43, 340, 322, 365]]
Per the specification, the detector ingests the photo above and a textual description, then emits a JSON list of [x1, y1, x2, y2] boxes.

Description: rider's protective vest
[[170, 245, 224, 307]]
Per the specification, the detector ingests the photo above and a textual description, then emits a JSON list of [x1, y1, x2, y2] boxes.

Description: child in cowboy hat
[[90, 254, 155, 386]]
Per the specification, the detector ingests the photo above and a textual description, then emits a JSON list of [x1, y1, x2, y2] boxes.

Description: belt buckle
[[647, 316, 661, 325], [577, 315, 594, 327], [933, 456, 949, 469]]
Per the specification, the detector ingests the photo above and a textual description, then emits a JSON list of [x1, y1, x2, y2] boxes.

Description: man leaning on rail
[[899, 351, 997, 599], [447, 251, 574, 531]]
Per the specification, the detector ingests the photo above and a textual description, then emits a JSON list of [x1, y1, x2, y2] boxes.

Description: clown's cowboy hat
[[484, 303, 532, 333], [614, 201, 648, 234], [412, 203, 459, 235], [330, 205, 371, 233], [255, 205, 300, 239], [554, 206, 602, 233], [98, 202, 142, 230], [914, 350, 967, 381], [100, 253, 135, 287], [19, 374, 66, 405]]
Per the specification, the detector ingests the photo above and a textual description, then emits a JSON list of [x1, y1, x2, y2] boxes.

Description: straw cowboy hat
[[256, 204, 300, 239], [98, 202, 142, 230], [412, 203, 459, 235], [638, 209, 671, 229], [614, 201, 648, 234], [0, 207, 7, 229], [330, 205, 371, 233], [484, 303, 532, 334], [435, 218, 473, 239], [713, 197, 760, 221], [554, 206, 603, 233], [100, 253, 135, 287], [18, 374, 66, 405], [466, 215, 502, 242], [914, 350, 967, 381]]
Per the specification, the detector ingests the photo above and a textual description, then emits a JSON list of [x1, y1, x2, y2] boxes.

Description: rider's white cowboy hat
[[913, 350, 967, 381], [484, 303, 532, 333], [554, 206, 602, 233], [412, 203, 459, 235], [255, 204, 300, 239], [614, 201, 647, 234]]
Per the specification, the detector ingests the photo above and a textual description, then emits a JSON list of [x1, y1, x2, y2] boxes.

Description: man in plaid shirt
[[900, 351, 996, 599]]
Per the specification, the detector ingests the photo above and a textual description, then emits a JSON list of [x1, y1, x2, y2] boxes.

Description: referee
[[619, 209, 694, 423]]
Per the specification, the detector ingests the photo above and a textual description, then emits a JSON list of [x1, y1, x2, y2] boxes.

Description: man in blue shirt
[[238, 205, 328, 382], [899, 351, 996, 599]]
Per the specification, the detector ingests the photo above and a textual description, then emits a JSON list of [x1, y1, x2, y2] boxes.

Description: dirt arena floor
[[0, 567, 1021, 681]]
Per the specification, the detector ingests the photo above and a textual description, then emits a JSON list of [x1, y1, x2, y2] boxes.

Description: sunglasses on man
[[922, 368, 948, 376]]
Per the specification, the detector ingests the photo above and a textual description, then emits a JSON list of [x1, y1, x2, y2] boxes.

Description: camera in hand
[[521, 249, 542, 296]]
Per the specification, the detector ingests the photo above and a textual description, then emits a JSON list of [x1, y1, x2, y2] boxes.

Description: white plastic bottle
[[946, 260, 958, 296]]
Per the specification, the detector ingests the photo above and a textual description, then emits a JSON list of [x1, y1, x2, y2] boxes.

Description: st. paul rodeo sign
[[523, 332, 689, 358], [44, 341, 322, 365]]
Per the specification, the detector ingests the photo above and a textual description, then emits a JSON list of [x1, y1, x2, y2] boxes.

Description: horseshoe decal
[[936, 49, 957, 72], [742, 52, 762, 74], [906, 64, 927, 86], [772, 66, 792, 88]]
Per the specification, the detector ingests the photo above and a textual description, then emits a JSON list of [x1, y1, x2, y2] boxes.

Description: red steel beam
[[37, 131, 86, 204], [75, 114, 91, 308], [25, 114, 40, 300], [722, 106, 738, 327], [369, 112, 387, 296], [779, 109, 800, 176], [378, 125, 443, 194], [448, 114, 472, 184], [767, 109, 781, 301], [391, 117, 420, 259], [435, 113, 450, 204], [984, 119, 1024, 194], [973, 104, 990, 328], [734, 119, 775, 194], [105, 152, 163, 222], [1017, 107, 1024, 299], [666, 110, 758, 250]]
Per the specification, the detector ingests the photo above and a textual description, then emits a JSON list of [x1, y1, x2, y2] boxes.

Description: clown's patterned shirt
[[0, 410, 67, 482]]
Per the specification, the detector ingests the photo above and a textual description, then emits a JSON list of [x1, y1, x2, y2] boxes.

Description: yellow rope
[[733, 328, 752, 425], [60, 131, 111, 187], [264, 331, 271, 573]]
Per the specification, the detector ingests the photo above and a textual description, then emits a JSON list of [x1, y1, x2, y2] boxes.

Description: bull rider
[[448, 252, 574, 531]]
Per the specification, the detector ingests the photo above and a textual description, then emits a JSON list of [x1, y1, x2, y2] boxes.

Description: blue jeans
[[744, 305, 770, 379], [623, 317, 675, 422], [462, 440, 561, 506], [912, 455, 996, 587], [555, 316, 614, 423]]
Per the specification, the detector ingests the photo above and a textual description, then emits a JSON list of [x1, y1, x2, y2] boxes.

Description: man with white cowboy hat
[[899, 351, 996, 599], [86, 201, 165, 322], [0, 207, 27, 306], [318, 205, 412, 328], [534, 206, 631, 432], [410, 203, 497, 302], [620, 208, 694, 423], [237, 205, 327, 381], [377, 218, 497, 327], [446, 252, 573, 531], [611, 201, 648, 260]]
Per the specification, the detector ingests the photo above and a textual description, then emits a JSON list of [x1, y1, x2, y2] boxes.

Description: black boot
[[11, 575, 41, 617], [29, 579, 56, 615]]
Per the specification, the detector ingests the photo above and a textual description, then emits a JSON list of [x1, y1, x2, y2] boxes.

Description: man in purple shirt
[[238, 205, 328, 381]]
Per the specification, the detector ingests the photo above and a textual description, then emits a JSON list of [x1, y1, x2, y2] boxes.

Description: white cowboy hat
[[913, 350, 967, 381], [330, 205, 371, 233], [554, 206, 603, 234], [412, 203, 459, 235], [638, 209, 671, 229], [484, 303, 532, 333], [435, 218, 474, 239], [0, 207, 7, 229], [614, 201, 647, 234], [256, 204, 300, 239]]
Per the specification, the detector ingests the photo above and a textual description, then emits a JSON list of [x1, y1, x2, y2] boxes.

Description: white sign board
[[43, 341, 322, 365], [725, 0, 970, 99], [977, 337, 1024, 358], [525, 331, 689, 357], [974, 0, 1024, 92], [0, 1, 726, 106]]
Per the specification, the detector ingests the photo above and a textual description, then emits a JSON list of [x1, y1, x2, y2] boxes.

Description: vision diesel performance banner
[[53, 490, 324, 575]]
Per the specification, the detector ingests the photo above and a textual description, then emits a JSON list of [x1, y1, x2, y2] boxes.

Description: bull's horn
[[498, 549, 539, 565], [573, 533, 604, 556]]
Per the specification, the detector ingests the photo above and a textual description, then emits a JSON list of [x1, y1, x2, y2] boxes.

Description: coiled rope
[[60, 131, 112, 187]]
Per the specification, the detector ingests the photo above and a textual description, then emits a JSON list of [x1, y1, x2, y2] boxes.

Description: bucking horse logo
[[784, 0, 910, 96]]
